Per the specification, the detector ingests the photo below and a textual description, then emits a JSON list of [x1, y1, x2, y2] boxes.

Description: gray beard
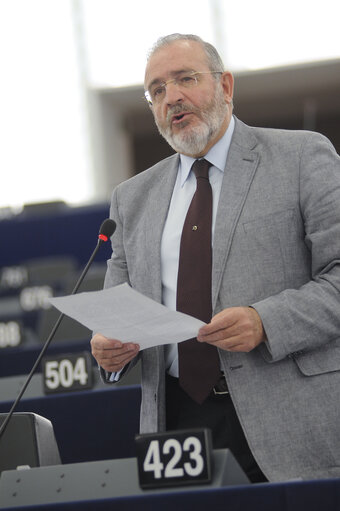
[[155, 86, 228, 156]]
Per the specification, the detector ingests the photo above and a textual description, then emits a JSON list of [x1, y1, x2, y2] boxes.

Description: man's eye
[[180, 76, 196, 85], [153, 86, 165, 97]]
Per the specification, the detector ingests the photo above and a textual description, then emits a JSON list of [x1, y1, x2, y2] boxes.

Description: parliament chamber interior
[[0, 57, 339, 510]]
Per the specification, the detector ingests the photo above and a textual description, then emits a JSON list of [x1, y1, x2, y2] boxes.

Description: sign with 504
[[42, 352, 93, 394]]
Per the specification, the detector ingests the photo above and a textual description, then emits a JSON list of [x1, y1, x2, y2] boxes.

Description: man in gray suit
[[91, 34, 340, 483]]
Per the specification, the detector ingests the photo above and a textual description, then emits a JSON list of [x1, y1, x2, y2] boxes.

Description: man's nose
[[164, 82, 184, 104]]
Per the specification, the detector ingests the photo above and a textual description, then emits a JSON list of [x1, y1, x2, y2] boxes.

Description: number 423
[[144, 437, 205, 479]]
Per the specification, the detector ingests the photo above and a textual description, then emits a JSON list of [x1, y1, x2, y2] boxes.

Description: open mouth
[[172, 112, 191, 124]]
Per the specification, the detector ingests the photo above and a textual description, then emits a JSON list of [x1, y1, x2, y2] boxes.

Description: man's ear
[[220, 71, 234, 104]]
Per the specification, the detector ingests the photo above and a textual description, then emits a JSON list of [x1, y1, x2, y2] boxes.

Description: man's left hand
[[197, 307, 266, 352]]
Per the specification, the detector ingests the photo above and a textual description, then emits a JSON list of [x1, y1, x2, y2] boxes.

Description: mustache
[[166, 103, 198, 123]]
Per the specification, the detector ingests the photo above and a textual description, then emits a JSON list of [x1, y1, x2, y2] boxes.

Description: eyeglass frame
[[144, 70, 223, 106]]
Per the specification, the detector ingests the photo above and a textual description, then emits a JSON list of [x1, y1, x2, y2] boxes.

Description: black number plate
[[0, 320, 23, 348], [42, 352, 93, 394], [135, 428, 212, 489]]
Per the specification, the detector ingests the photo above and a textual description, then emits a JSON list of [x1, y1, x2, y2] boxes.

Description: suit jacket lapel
[[144, 154, 180, 302], [138, 119, 260, 308], [212, 118, 260, 309]]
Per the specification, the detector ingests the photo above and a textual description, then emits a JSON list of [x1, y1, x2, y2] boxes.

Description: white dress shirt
[[162, 116, 235, 376]]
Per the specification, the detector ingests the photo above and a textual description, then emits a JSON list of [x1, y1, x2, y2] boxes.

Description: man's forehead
[[144, 40, 208, 87]]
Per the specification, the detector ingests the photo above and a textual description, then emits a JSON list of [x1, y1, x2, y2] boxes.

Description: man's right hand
[[90, 333, 140, 373]]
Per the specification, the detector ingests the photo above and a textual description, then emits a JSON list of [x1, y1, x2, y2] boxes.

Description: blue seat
[[0, 385, 141, 464]]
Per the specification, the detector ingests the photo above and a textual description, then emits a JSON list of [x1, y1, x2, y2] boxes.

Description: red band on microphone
[[99, 234, 108, 242]]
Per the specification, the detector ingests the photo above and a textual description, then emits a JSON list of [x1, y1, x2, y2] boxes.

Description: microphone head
[[99, 218, 116, 241]]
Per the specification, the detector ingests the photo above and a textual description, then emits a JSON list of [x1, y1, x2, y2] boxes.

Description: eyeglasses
[[144, 71, 222, 106]]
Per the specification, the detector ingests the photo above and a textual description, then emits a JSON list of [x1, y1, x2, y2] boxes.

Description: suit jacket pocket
[[242, 208, 301, 289], [291, 339, 340, 376]]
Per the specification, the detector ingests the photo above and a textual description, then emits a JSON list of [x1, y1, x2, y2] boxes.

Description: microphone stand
[[0, 221, 115, 440]]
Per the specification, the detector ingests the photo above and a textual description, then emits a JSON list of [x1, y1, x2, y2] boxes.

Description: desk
[[0, 472, 339, 510]]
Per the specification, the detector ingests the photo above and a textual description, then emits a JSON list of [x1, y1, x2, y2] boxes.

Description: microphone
[[98, 218, 116, 243], [0, 218, 116, 440]]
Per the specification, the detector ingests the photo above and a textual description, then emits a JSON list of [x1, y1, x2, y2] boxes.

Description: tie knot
[[192, 159, 211, 180]]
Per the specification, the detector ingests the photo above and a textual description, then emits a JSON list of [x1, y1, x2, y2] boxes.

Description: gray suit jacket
[[103, 116, 340, 482]]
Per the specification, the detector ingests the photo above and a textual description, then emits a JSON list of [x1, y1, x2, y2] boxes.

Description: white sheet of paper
[[49, 283, 205, 350]]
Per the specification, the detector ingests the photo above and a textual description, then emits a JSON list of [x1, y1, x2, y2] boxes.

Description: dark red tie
[[177, 159, 220, 404]]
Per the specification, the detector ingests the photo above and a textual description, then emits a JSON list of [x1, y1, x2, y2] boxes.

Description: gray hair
[[147, 33, 225, 74]]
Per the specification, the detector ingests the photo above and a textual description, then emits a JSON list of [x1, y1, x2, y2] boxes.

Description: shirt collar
[[179, 115, 235, 187]]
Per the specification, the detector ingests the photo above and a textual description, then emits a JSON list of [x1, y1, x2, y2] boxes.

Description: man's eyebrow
[[146, 69, 195, 90]]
